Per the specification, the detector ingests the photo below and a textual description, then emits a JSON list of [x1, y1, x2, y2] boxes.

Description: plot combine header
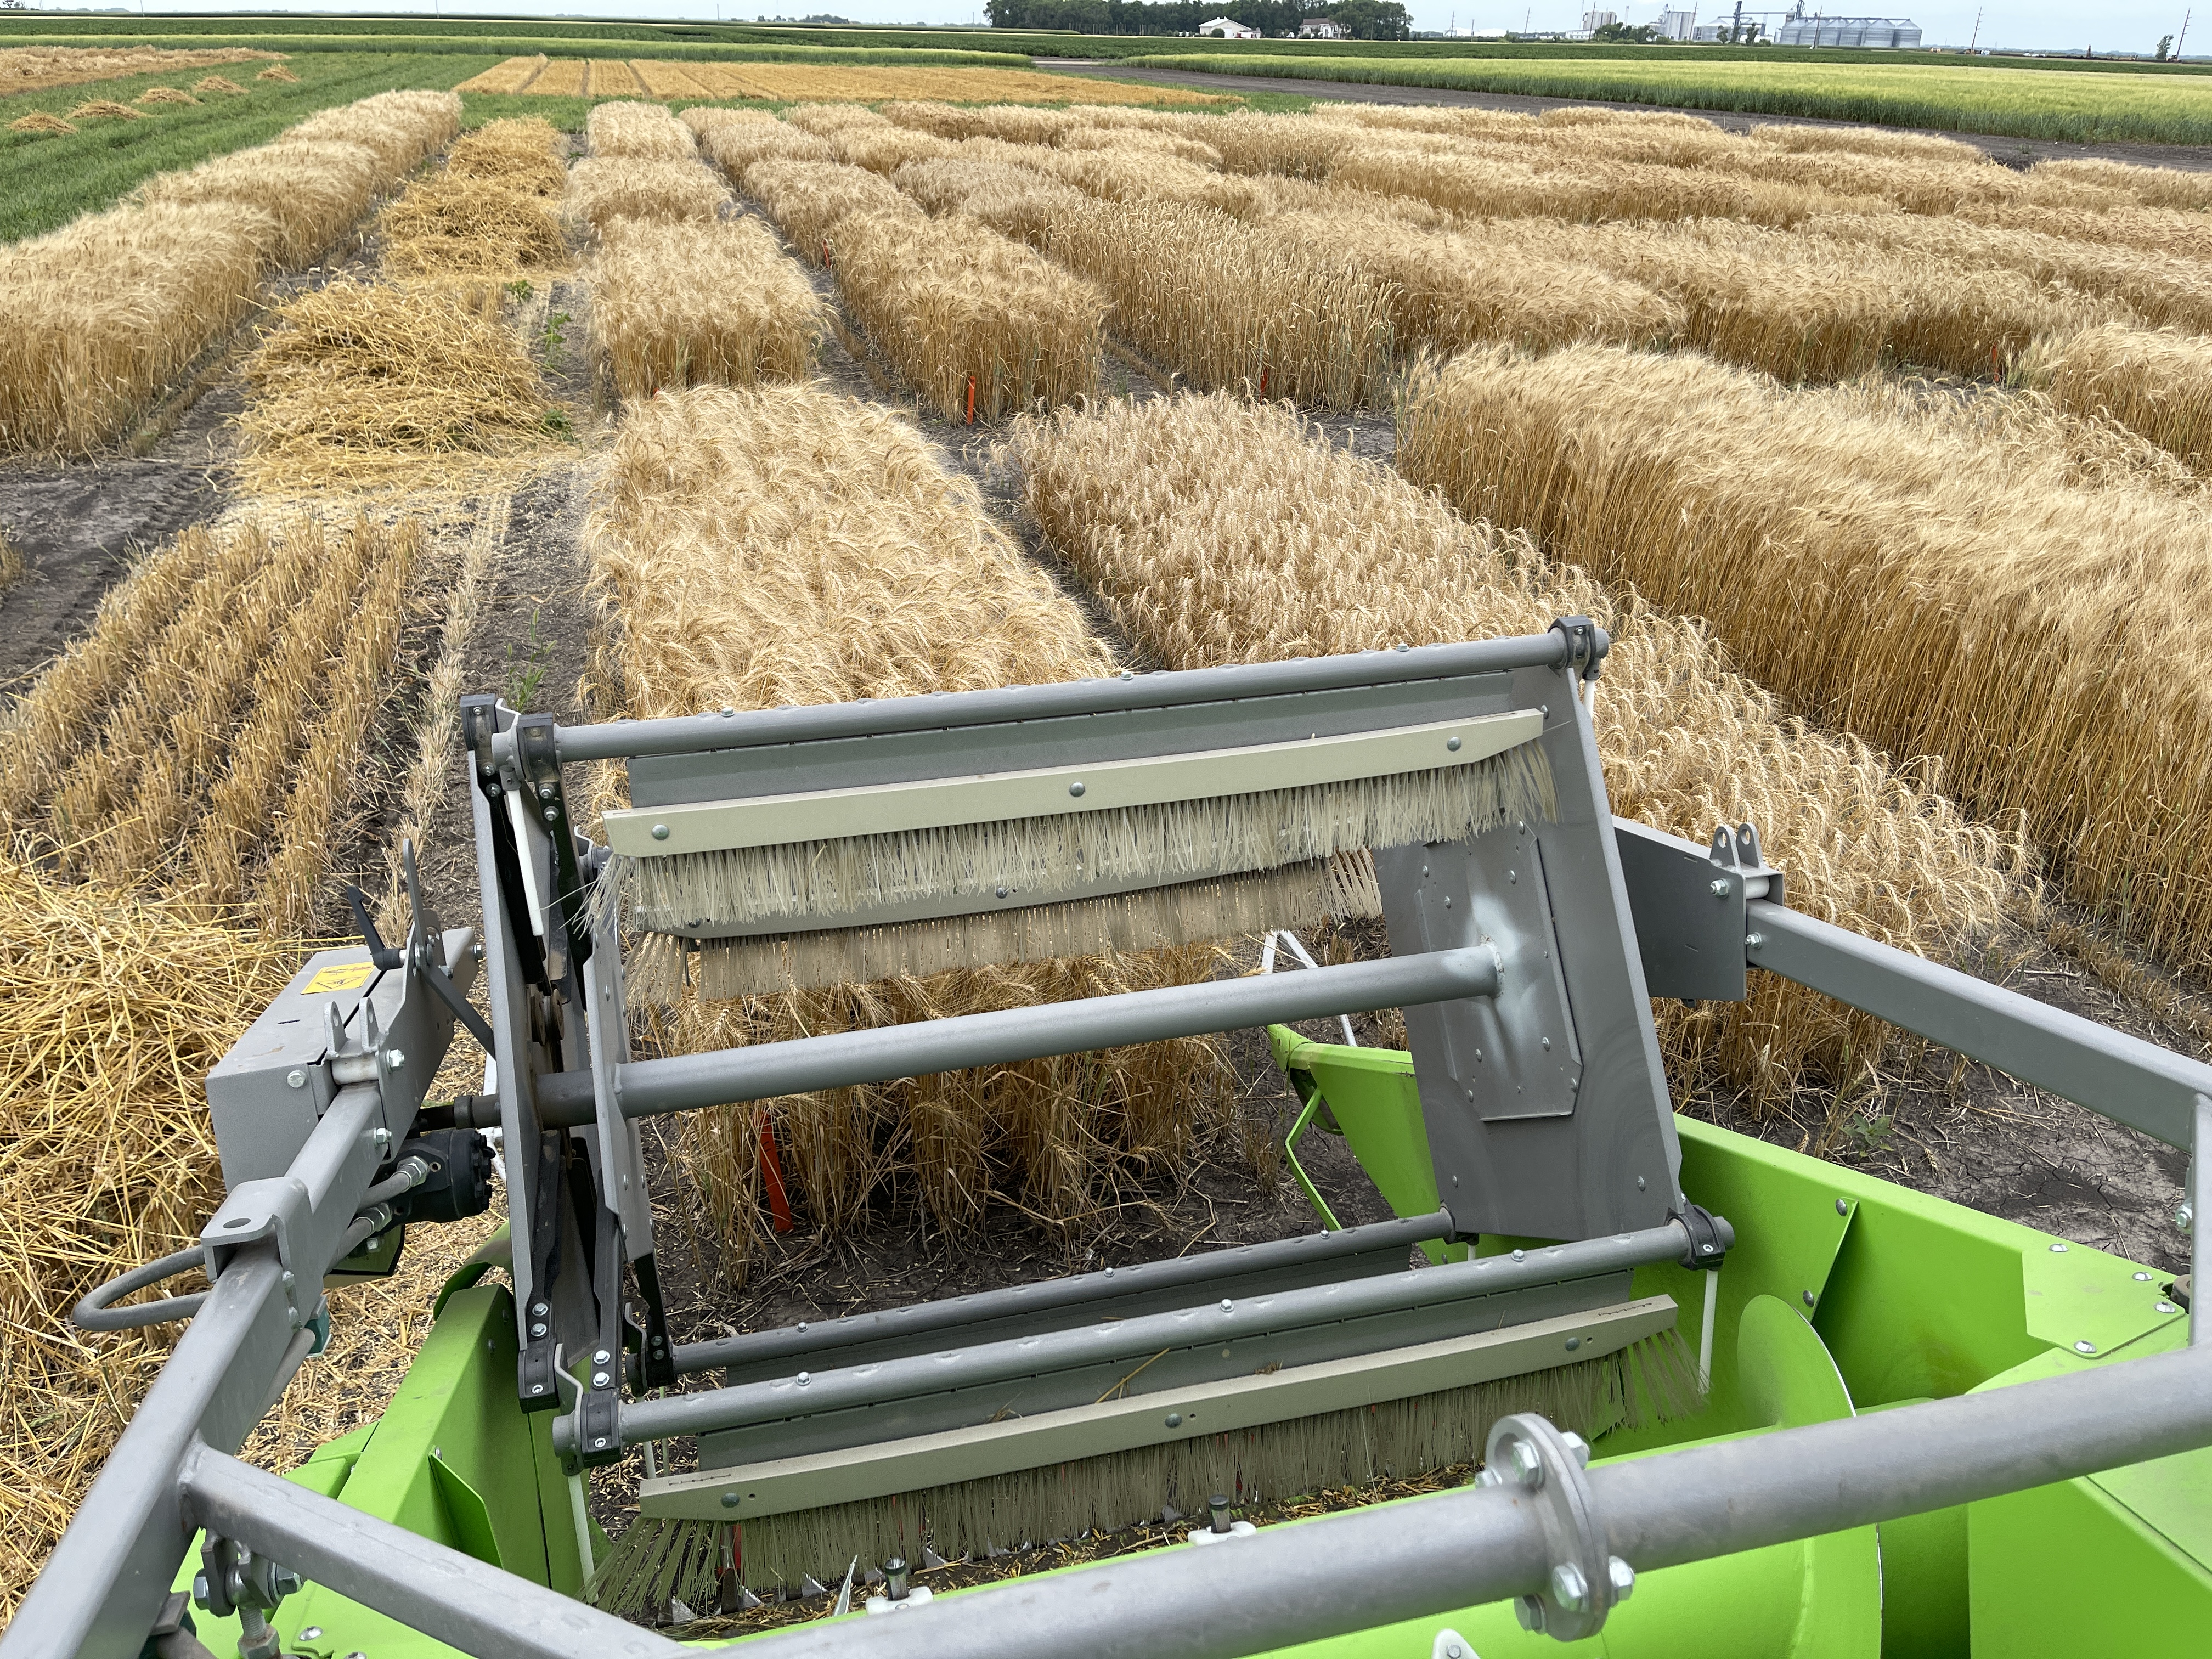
[[16, 624, 2212, 1658]]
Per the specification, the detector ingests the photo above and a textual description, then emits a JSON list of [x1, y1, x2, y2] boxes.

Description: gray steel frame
[[15, 630, 2212, 1658]]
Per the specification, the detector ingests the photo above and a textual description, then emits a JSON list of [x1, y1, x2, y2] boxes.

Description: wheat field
[[584, 383, 1232, 1269], [592, 216, 826, 397], [1011, 391, 2022, 1102]]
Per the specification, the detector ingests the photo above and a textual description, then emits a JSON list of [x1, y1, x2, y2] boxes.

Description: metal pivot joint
[[193, 1535, 300, 1659], [1477, 1415, 1631, 1642], [1548, 616, 1609, 681], [1671, 1203, 1729, 1271]]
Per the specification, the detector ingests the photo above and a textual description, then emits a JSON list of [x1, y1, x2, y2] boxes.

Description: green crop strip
[[1124, 54, 2212, 144]]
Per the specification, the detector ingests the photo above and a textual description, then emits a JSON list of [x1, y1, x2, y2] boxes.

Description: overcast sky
[[42, 1, 2201, 59]]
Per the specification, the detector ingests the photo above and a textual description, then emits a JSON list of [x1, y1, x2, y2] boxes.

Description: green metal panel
[[1968, 1467, 2212, 1655], [1271, 1029, 1465, 1263]]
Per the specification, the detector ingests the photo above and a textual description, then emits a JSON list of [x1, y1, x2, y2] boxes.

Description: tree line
[[985, 0, 1414, 41]]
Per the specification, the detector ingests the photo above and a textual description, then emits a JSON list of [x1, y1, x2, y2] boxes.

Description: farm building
[[1774, 5, 1923, 45], [1197, 15, 1263, 35]]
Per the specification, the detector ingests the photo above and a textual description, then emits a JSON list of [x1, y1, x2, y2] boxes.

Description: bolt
[[1607, 1556, 1636, 1602], [1446, 735, 1462, 752], [2075, 1340, 2097, 1355], [1560, 1430, 1590, 1466], [286, 1068, 307, 1090], [1068, 781, 1086, 797], [1446, 1646, 1465, 1659], [1540, 1036, 1550, 1049], [2135, 1271, 2155, 1282], [1550, 1561, 1589, 1612], [2178, 1200, 2195, 1234], [1745, 932, 1764, 949], [192, 1572, 211, 1609], [382, 1049, 406, 1071], [533, 1302, 549, 1316], [721, 1493, 741, 1509], [594, 1437, 608, 1450], [542, 809, 558, 824], [1510, 1248, 1525, 1262], [1836, 1198, 1849, 1215], [592, 1371, 611, 1388], [532, 1323, 548, 1338], [1220, 1298, 1233, 1312], [2158, 1301, 2179, 1314], [300, 1630, 323, 1643], [371, 1125, 392, 1149], [1710, 878, 1732, 896], [2050, 1242, 2069, 1252], [1636, 1176, 1646, 1191], [472, 940, 486, 963], [537, 783, 555, 801], [1166, 1412, 1183, 1427], [651, 824, 670, 841], [1514, 1595, 1547, 1633], [995, 885, 1009, 899], [1802, 1289, 1816, 1307], [1508, 1438, 1543, 1489], [595, 1348, 611, 1364], [797, 1371, 810, 1385]]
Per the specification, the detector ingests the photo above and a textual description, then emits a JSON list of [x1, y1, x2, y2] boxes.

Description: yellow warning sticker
[[303, 962, 376, 994]]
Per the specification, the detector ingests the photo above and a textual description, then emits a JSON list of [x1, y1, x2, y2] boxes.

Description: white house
[[1298, 16, 1348, 35], [1197, 16, 1262, 36]]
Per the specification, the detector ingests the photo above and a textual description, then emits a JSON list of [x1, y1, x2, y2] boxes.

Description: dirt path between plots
[[1042, 59, 2212, 172]]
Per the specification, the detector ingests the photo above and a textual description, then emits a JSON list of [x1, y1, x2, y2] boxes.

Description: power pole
[[2180, 8, 2193, 56], [1968, 5, 1981, 48], [1731, 0, 1742, 40]]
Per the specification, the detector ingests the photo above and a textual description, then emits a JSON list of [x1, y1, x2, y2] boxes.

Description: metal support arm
[[176, 1446, 679, 1659], [533, 947, 1501, 1126], [1746, 900, 2212, 1153]]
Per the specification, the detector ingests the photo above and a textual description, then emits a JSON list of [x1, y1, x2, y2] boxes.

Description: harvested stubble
[[256, 64, 300, 84], [0, 44, 277, 94], [741, 158, 918, 262], [563, 156, 729, 236], [586, 98, 697, 161], [134, 86, 199, 107], [1397, 345, 2212, 969], [446, 117, 567, 198], [0, 200, 267, 454], [591, 217, 826, 397], [0, 860, 298, 1616], [193, 75, 249, 97], [64, 100, 140, 122], [379, 175, 567, 276], [633, 59, 716, 99], [701, 65, 1222, 106], [237, 281, 558, 493], [696, 114, 834, 176], [1009, 391, 2018, 1105], [2025, 323, 2212, 473], [8, 111, 74, 136], [584, 383, 1230, 1269], [1274, 210, 1679, 356], [527, 58, 584, 98], [454, 54, 546, 96], [830, 210, 1104, 421], [1042, 196, 1392, 411], [893, 155, 1088, 246]]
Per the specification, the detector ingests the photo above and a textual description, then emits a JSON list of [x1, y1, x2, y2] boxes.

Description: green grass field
[[1126, 53, 2212, 144]]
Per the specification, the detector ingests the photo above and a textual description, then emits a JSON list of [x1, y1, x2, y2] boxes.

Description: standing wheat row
[[584, 382, 1232, 1273], [1398, 344, 2212, 968], [1009, 392, 2022, 1106]]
